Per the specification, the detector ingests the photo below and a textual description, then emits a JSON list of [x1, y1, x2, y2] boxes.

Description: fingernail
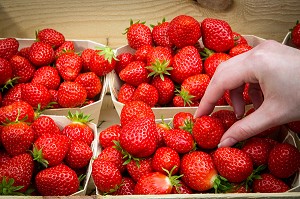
[[218, 137, 238, 148], [236, 114, 242, 120]]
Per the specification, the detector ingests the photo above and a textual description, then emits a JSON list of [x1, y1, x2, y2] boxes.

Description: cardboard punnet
[[45, 114, 98, 196], [109, 35, 265, 119], [15, 38, 108, 125]]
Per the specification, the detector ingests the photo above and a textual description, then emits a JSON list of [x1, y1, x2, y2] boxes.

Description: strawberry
[[180, 151, 218, 192], [48, 89, 61, 108], [172, 90, 199, 107], [17, 47, 31, 59], [268, 143, 300, 178], [252, 173, 290, 193], [120, 100, 155, 127], [28, 41, 55, 67], [115, 52, 135, 75], [99, 124, 121, 149], [132, 82, 159, 107], [151, 18, 173, 48], [151, 146, 180, 175], [133, 45, 153, 62], [31, 66, 61, 90], [170, 45, 203, 84], [21, 82, 51, 110], [126, 157, 153, 182], [32, 133, 70, 167], [211, 109, 237, 131], [156, 120, 171, 148], [151, 75, 175, 105], [291, 20, 300, 48], [171, 180, 193, 194], [0, 150, 10, 165], [65, 140, 93, 169], [0, 101, 35, 124], [232, 32, 248, 46], [92, 159, 122, 194], [2, 83, 24, 106], [74, 72, 102, 99], [225, 83, 252, 106], [31, 115, 61, 140], [172, 112, 195, 133], [113, 177, 136, 195], [81, 48, 96, 72], [181, 74, 210, 101], [0, 38, 19, 60], [133, 171, 181, 195], [287, 120, 300, 134], [119, 61, 150, 87], [10, 55, 36, 83], [212, 147, 253, 183], [57, 81, 87, 108], [36, 28, 65, 49], [229, 44, 253, 57], [35, 164, 79, 196], [0, 58, 13, 88], [125, 19, 153, 50], [192, 115, 225, 149], [119, 117, 158, 158], [61, 111, 94, 146], [97, 146, 126, 173], [117, 83, 136, 104], [0, 153, 33, 194], [163, 129, 195, 154], [167, 15, 201, 49], [89, 46, 117, 77], [54, 41, 75, 58], [201, 18, 235, 52], [55, 52, 83, 81]]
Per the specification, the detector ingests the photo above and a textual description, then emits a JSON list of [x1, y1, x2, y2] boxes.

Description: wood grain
[[1, 0, 300, 48]]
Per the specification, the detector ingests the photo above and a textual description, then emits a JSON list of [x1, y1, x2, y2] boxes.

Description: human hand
[[194, 40, 300, 147]]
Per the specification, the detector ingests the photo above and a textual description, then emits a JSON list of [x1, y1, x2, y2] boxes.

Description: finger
[[229, 85, 246, 119], [248, 83, 264, 110]]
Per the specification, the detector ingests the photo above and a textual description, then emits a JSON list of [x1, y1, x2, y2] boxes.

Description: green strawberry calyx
[[95, 46, 117, 64], [67, 111, 93, 124], [123, 19, 146, 35], [146, 59, 173, 80], [0, 177, 24, 196], [31, 145, 49, 168]]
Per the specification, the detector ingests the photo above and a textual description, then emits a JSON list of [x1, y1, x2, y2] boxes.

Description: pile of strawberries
[[0, 28, 114, 111], [0, 104, 95, 196], [94, 100, 300, 195], [114, 15, 253, 107]]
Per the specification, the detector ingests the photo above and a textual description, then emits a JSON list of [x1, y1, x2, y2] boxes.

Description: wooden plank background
[[1, 0, 300, 49]]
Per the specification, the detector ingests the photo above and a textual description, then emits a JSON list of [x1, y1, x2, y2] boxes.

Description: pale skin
[[194, 40, 300, 147]]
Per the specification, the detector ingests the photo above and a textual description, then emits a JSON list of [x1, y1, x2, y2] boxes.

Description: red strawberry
[[61, 111, 94, 146], [203, 49, 231, 78], [287, 120, 300, 134], [1, 83, 24, 106], [21, 82, 51, 110], [48, 89, 61, 108], [120, 100, 155, 127], [172, 90, 199, 107], [171, 180, 193, 194], [32, 133, 70, 167], [180, 151, 218, 192], [0, 38, 19, 60], [291, 20, 300, 48], [151, 75, 175, 105], [31, 66, 61, 90], [114, 177, 136, 195], [89, 46, 117, 77], [126, 158, 153, 182], [29, 41, 55, 67], [168, 15, 201, 49], [10, 55, 36, 83], [151, 18, 173, 48], [170, 46, 203, 84], [192, 115, 225, 149], [54, 41, 75, 58], [55, 52, 83, 81], [173, 112, 195, 132], [92, 159, 122, 194], [31, 115, 61, 140], [232, 32, 248, 46], [57, 81, 87, 108], [225, 83, 252, 106], [65, 140, 93, 169], [163, 129, 195, 154], [211, 109, 237, 131], [119, 117, 158, 158], [212, 147, 253, 183], [117, 83, 136, 104], [36, 28, 65, 49], [252, 173, 290, 193], [99, 124, 121, 149], [133, 45, 153, 62], [0, 150, 11, 165], [125, 19, 153, 50], [119, 61, 150, 87], [0, 153, 33, 193], [0, 58, 13, 87], [151, 146, 180, 175], [74, 72, 102, 99], [181, 74, 210, 101], [229, 44, 253, 57], [115, 52, 135, 75], [35, 164, 79, 196], [0, 101, 35, 124], [17, 47, 31, 59], [81, 48, 96, 72], [268, 143, 300, 178], [97, 146, 126, 173], [201, 18, 234, 52], [132, 82, 159, 107]]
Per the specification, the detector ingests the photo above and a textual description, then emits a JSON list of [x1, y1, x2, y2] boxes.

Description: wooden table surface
[[1, 0, 300, 49]]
